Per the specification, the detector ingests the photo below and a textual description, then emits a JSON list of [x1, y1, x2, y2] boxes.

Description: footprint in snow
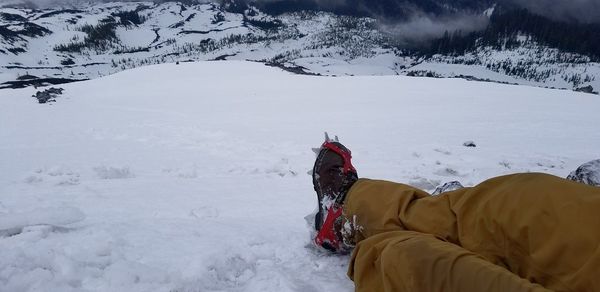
[[199, 255, 257, 289], [434, 148, 452, 155], [93, 166, 134, 179], [434, 167, 463, 177], [189, 206, 219, 219], [23, 166, 80, 186]]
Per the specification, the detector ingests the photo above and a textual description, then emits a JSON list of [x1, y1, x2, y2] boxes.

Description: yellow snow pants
[[343, 173, 600, 292]]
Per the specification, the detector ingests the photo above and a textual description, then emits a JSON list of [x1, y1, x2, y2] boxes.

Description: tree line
[[426, 7, 600, 61]]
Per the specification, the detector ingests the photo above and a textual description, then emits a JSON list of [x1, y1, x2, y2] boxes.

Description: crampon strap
[[314, 206, 343, 252], [321, 141, 356, 175]]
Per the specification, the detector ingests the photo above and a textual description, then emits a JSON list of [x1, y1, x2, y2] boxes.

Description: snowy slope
[[1, 61, 600, 291], [409, 40, 600, 92]]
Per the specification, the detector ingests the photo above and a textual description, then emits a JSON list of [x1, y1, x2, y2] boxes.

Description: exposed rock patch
[[32, 87, 64, 104], [567, 159, 600, 186]]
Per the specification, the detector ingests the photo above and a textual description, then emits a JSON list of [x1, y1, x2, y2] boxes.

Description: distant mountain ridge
[[1, 0, 599, 93]]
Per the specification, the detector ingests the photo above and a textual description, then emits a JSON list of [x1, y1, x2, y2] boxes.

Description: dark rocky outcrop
[[575, 85, 598, 95], [38, 9, 84, 19], [16, 74, 39, 80], [264, 62, 321, 76], [0, 77, 85, 89], [432, 181, 464, 195], [61, 58, 75, 65], [32, 87, 64, 104], [463, 141, 477, 147], [567, 159, 600, 187], [0, 22, 52, 42], [0, 12, 28, 22]]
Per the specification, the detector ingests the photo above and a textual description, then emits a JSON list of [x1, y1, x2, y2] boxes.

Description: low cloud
[[379, 12, 490, 48]]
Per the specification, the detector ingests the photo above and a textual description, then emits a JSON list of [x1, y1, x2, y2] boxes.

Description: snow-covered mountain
[[2, 60, 599, 291], [1, 1, 599, 93]]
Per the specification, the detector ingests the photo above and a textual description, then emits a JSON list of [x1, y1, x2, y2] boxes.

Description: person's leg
[[448, 172, 600, 291], [345, 173, 600, 291], [349, 231, 552, 292], [342, 178, 455, 245]]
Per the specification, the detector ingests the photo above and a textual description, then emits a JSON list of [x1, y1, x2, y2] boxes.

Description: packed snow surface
[[1, 61, 600, 291]]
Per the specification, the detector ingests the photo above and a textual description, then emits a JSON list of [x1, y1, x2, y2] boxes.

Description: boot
[[311, 133, 358, 252]]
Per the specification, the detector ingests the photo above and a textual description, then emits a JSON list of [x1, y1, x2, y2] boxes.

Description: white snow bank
[[0, 207, 85, 235]]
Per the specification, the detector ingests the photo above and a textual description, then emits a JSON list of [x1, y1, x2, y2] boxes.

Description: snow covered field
[[1, 60, 599, 291]]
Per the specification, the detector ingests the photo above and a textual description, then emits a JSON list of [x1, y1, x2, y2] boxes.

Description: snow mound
[[23, 166, 80, 186], [0, 207, 85, 236]]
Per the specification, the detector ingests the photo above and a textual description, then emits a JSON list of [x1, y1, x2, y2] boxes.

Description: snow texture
[[1, 60, 600, 291]]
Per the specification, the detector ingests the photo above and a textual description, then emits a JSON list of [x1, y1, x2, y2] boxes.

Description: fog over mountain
[[379, 12, 489, 47]]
